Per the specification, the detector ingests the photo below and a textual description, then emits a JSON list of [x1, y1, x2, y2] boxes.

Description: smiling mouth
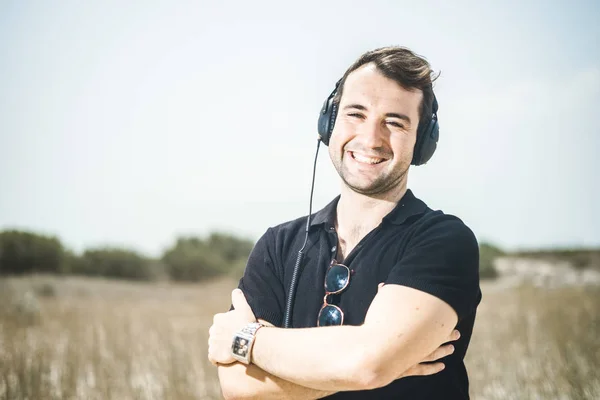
[[349, 151, 388, 165]]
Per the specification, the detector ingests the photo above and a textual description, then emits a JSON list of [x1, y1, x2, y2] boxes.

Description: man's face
[[328, 63, 422, 196]]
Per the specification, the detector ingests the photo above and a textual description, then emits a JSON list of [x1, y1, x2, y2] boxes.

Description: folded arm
[[217, 319, 337, 400], [217, 308, 456, 399], [250, 284, 458, 391]]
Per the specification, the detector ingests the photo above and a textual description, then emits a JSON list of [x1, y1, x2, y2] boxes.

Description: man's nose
[[357, 120, 385, 148]]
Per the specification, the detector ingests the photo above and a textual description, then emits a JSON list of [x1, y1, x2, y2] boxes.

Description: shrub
[[479, 242, 504, 279], [0, 230, 65, 275], [162, 237, 230, 281], [206, 232, 254, 264], [75, 247, 160, 281]]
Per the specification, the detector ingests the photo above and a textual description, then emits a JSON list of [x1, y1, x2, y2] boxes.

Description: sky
[[1, 0, 599, 257]]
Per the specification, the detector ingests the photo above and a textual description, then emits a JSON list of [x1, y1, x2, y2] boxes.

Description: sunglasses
[[317, 260, 351, 326]]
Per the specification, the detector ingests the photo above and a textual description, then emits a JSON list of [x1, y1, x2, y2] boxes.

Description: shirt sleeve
[[230, 227, 286, 327], [385, 214, 481, 322]]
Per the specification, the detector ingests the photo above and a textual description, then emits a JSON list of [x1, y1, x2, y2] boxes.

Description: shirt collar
[[309, 189, 428, 230], [382, 189, 429, 225], [309, 195, 340, 229]]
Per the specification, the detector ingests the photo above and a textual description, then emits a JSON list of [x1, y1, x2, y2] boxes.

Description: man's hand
[[398, 328, 460, 378], [208, 289, 256, 366]]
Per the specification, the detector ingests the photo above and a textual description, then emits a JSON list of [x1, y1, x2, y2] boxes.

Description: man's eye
[[387, 121, 404, 128], [348, 113, 364, 119]]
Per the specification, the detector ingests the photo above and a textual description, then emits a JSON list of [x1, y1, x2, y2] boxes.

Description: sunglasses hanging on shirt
[[317, 260, 351, 326]]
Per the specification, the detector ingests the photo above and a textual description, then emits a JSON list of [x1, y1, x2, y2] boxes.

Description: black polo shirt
[[236, 189, 482, 399]]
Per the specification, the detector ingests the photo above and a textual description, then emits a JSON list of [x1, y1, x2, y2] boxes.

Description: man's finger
[[447, 329, 460, 341], [231, 289, 252, 313], [421, 344, 454, 362], [404, 362, 445, 377]]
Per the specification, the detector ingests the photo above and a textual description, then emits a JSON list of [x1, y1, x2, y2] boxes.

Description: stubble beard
[[334, 155, 409, 197]]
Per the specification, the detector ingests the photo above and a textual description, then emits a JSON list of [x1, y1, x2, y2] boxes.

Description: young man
[[209, 46, 481, 399]]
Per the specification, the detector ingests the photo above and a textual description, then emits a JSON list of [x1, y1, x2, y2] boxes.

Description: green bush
[[0, 228, 255, 282], [59, 249, 83, 275], [75, 248, 160, 281], [162, 237, 229, 281], [479, 242, 504, 279], [0, 230, 65, 275], [206, 232, 254, 263], [162, 233, 255, 282]]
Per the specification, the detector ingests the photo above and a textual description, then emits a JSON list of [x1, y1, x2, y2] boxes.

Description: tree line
[[0, 229, 254, 282], [0, 229, 504, 282]]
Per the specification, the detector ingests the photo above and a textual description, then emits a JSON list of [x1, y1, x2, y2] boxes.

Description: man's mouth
[[349, 151, 388, 165]]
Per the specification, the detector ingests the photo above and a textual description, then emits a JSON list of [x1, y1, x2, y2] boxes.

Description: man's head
[[328, 46, 438, 197]]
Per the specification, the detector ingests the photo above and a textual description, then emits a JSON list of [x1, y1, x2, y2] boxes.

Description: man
[[209, 46, 481, 399]]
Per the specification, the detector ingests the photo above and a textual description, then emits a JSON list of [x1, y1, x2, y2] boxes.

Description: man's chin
[[341, 178, 390, 196], [339, 170, 407, 197]]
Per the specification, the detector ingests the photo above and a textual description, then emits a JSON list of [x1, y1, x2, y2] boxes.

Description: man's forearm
[[251, 325, 376, 392], [218, 362, 336, 400]]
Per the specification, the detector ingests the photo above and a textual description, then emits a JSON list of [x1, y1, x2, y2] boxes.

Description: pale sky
[[1, 0, 599, 257]]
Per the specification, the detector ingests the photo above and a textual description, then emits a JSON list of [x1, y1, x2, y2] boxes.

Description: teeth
[[352, 152, 384, 164]]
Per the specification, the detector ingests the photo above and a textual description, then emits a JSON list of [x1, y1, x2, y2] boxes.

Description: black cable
[[283, 138, 321, 328]]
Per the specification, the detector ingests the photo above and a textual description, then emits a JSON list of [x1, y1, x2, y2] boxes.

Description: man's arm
[[215, 293, 459, 399], [217, 314, 457, 399], [218, 363, 336, 400], [217, 319, 336, 400], [249, 284, 458, 391]]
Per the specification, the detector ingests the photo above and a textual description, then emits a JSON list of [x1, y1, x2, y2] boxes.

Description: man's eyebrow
[[342, 104, 412, 124], [342, 104, 368, 112]]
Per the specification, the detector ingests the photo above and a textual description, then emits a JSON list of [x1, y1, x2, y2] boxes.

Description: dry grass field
[[1, 275, 598, 400]]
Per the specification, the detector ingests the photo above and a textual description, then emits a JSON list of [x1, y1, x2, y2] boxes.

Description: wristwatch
[[231, 322, 265, 364]]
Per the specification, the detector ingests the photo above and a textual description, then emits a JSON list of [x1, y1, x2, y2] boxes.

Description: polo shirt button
[[329, 226, 335, 231], [331, 246, 337, 253]]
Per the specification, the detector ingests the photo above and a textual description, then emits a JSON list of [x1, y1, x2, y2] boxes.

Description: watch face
[[232, 336, 250, 357]]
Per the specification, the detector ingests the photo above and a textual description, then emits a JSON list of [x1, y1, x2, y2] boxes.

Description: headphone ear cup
[[317, 98, 332, 145], [317, 81, 341, 146], [411, 117, 439, 166], [317, 97, 338, 146]]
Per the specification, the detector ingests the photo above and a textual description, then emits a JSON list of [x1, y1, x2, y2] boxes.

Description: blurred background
[[1, 1, 599, 399]]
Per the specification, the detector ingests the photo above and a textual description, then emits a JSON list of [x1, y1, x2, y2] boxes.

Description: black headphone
[[317, 80, 439, 166]]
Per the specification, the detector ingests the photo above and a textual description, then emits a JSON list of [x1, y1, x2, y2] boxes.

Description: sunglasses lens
[[325, 264, 349, 293], [318, 305, 343, 326]]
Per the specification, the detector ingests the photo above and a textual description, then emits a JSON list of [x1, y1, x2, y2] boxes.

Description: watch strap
[[231, 322, 265, 364], [241, 322, 264, 336]]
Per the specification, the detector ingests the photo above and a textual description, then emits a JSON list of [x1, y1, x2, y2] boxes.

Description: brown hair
[[334, 46, 439, 131]]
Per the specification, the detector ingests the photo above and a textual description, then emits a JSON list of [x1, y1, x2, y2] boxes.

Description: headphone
[[317, 80, 439, 166]]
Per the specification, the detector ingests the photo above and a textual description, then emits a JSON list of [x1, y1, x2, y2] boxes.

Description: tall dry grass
[[0, 276, 598, 399], [0, 276, 234, 400], [466, 282, 600, 399]]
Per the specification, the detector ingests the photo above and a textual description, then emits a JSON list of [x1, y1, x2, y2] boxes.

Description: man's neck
[[334, 181, 408, 248]]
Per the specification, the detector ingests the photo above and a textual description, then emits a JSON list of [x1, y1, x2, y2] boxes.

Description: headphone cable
[[283, 138, 321, 328]]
